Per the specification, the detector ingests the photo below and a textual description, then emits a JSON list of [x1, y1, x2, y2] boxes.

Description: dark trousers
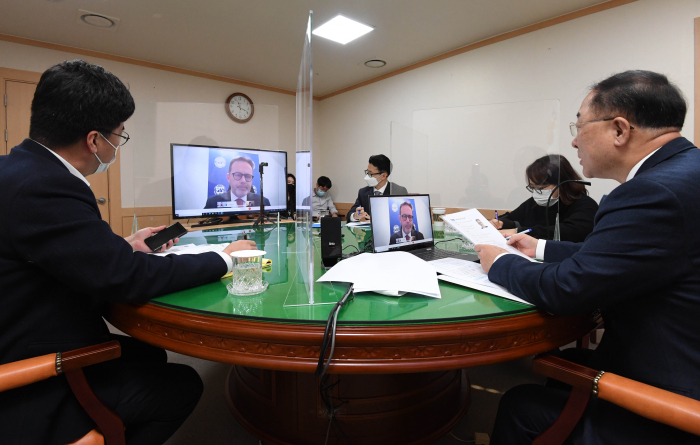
[[82, 334, 203, 445], [490, 348, 700, 445]]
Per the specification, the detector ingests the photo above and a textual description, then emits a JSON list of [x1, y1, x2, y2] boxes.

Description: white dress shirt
[[36, 140, 233, 273], [494, 147, 663, 264]]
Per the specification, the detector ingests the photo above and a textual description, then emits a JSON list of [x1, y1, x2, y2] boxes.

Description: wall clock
[[225, 92, 254, 123]]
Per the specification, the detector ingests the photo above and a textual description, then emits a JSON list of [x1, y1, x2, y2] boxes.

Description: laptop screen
[[369, 195, 434, 253]]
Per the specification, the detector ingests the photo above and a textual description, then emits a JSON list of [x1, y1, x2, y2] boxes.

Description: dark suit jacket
[[347, 182, 408, 222], [489, 137, 700, 443], [204, 190, 270, 209], [389, 229, 425, 245], [0, 139, 228, 444]]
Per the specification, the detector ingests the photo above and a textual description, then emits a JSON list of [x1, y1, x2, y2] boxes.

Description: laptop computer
[[368, 194, 478, 263]]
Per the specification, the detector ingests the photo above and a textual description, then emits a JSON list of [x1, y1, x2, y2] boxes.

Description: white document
[[149, 243, 227, 257], [441, 209, 535, 261], [317, 252, 441, 299], [430, 258, 533, 306]]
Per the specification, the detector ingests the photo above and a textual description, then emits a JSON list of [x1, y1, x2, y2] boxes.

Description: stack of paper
[[317, 252, 441, 299], [441, 209, 536, 261], [346, 221, 371, 228], [429, 258, 532, 306], [149, 243, 226, 257]]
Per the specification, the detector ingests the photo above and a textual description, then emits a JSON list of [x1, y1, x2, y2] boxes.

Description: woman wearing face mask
[[490, 155, 598, 241]]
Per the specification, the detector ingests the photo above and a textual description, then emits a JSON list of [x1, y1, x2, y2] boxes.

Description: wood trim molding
[[317, 0, 638, 101], [0, 68, 42, 156], [695, 17, 699, 147], [106, 302, 598, 374], [0, 33, 295, 97]]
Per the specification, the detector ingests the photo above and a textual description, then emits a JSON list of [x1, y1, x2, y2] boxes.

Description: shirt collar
[[375, 182, 388, 194], [626, 147, 662, 182], [32, 139, 91, 187]]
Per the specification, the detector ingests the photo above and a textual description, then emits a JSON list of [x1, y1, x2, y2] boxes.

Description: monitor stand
[[190, 215, 241, 228]]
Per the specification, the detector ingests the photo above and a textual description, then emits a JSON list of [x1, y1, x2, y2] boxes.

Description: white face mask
[[94, 133, 119, 174], [532, 188, 558, 207], [365, 174, 380, 188]]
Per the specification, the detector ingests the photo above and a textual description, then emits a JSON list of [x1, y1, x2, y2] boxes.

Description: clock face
[[228, 94, 253, 122]]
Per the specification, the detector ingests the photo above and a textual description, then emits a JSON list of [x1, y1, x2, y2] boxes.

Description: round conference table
[[106, 221, 596, 445]]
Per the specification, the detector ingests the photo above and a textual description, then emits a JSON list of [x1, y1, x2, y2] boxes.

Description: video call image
[[370, 196, 433, 252], [172, 144, 287, 218]]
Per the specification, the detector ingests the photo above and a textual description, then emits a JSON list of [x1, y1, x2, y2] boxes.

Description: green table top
[[150, 222, 535, 325]]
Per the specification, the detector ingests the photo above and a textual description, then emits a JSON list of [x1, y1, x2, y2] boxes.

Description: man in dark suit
[[347, 154, 408, 222], [389, 201, 425, 244], [203, 156, 270, 209], [0, 60, 256, 445], [475, 71, 700, 444]]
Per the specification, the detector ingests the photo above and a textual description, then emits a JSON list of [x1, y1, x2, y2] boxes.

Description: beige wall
[[315, 0, 699, 205], [0, 39, 297, 208]]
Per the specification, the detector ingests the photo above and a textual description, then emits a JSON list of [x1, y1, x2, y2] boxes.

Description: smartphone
[[145, 222, 188, 252]]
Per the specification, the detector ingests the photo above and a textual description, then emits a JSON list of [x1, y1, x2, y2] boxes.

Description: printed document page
[[441, 209, 535, 261], [318, 252, 441, 299], [430, 258, 533, 306], [149, 243, 226, 257]]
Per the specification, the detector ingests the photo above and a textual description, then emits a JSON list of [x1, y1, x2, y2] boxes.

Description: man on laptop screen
[[389, 201, 425, 245]]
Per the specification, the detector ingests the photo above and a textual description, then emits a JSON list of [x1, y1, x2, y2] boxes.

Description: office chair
[[531, 354, 700, 445], [0, 341, 124, 445]]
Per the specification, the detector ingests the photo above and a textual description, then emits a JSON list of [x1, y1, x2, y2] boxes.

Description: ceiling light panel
[[312, 15, 373, 45]]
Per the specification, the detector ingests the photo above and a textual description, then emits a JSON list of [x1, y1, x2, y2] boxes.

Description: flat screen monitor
[[171, 144, 287, 219]]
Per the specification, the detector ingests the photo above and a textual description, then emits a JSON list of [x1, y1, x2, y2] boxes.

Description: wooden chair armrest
[[60, 341, 121, 373], [532, 354, 599, 390], [533, 354, 700, 442], [0, 341, 121, 393]]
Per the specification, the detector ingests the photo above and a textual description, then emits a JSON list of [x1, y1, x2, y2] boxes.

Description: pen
[[505, 228, 531, 241], [495, 210, 499, 221]]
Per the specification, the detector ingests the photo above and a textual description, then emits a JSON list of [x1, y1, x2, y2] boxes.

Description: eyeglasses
[[400, 214, 414, 221], [364, 169, 384, 177], [101, 130, 130, 146], [569, 118, 636, 137], [230, 172, 254, 182], [525, 185, 551, 194]]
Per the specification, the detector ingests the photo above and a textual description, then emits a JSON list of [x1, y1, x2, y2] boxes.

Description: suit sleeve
[[10, 180, 227, 304], [348, 189, 364, 222], [488, 179, 687, 315]]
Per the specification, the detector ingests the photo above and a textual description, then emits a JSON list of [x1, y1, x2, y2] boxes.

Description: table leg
[[226, 366, 471, 445]]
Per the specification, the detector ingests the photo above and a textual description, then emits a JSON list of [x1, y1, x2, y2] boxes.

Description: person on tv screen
[[204, 156, 270, 209], [389, 202, 425, 245]]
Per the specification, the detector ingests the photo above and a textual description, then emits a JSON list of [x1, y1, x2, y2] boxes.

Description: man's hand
[[223, 240, 257, 256], [332, 213, 338, 218], [474, 244, 509, 273], [506, 233, 538, 258], [125, 226, 178, 253], [500, 228, 517, 237], [489, 219, 503, 229]]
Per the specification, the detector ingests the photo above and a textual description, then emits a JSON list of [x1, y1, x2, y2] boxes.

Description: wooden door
[[4, 80, 36, 154], [2, 68, 113, 225]]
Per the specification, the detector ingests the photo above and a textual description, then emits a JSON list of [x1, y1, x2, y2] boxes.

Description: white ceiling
[[0, 0, 607, 97]]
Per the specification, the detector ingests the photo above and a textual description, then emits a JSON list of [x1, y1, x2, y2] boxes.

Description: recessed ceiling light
[[312, 15, 373, 45], [77, 9, 121, 31], [364, 59, 386, 68]]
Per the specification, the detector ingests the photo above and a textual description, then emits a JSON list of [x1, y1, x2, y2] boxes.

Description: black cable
[[433, 237, 461, 246], [342, 245, 359, 253], [315, 285, 354, 377]]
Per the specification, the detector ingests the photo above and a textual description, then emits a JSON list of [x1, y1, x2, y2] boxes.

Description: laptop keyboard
[[411, 248, 464, 262]]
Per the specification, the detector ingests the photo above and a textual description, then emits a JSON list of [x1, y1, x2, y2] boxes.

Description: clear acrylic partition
[[391, 100, 563, 244], [283, 10, 331, 307]]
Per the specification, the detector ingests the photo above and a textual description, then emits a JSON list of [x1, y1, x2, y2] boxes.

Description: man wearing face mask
[[347, 154, 408, 222], [304, 176, 338, 219], [489, 155, 598, 242], [0, 60, 257, 445]]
